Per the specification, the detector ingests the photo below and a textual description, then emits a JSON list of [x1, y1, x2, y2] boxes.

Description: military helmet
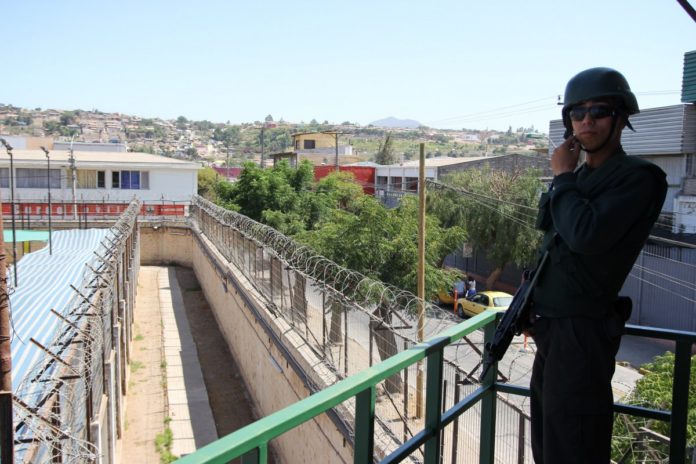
[[562, 67, 639, 138]]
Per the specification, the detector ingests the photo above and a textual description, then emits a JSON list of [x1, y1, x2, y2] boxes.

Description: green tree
[[176, 115, 189, 130], [374, 133, 398, 165], [59, 111, 76, 126], [612, 352, 696, 462], [185, 147, 199, 158], [218, 160, 314, 226], [213, 126, 241, 164], [296, 194, 464, 392], [429, 166, 543, 289], [197, 167, 221, 201]]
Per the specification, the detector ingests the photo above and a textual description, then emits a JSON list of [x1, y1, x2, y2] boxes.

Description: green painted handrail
[[177, 314, 696, 464], [176, 311, 497, 464]]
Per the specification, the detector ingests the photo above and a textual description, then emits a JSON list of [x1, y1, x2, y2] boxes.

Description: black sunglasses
[[568, 105, 615, 122]]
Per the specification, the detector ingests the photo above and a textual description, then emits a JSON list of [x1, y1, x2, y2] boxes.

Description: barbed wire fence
[[12, 199, 141, 463], [189, 195, 536, 463]]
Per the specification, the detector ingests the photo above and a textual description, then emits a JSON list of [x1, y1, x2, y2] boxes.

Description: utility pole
[[334, 131, 339, 172], [41, 147, 52, 255], [0, 139, 17, 287], [416, 142, 425, 418], [69, 137, 77, 220], [260, 126, 265, 168]]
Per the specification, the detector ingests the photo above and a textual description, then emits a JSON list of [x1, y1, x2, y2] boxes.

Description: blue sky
[[3, 1, 695, 132]]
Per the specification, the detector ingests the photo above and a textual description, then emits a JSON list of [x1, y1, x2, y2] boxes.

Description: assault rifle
[[480, 251, 550, 382]]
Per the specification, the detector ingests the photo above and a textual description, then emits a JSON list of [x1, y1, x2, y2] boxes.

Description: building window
[[113, 170, 149, 190], [303, 139, 316, 149], [76, 170, 106, 189], [0, 168, 8, 188], [687, 153, 695, 177], [17, 168, 61, 188], [405, 177, 418, 192], [377, 176, 388, 186], [391, 176, 403, 190]]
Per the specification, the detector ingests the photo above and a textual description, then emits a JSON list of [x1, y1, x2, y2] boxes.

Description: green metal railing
[[176, 314, 695, 464]]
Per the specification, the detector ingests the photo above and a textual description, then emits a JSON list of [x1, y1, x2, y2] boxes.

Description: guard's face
[[570, 100, 623, 152]]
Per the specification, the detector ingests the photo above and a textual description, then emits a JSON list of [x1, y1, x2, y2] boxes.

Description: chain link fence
[[12, 200, 141, 463]]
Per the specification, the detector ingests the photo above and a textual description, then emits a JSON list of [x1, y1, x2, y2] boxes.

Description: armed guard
[[529, 68, 667, 463]]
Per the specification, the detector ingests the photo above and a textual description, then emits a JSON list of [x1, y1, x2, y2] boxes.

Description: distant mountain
[[369, 117, 422, 129]]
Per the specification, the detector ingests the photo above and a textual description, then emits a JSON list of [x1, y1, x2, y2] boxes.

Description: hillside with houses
[[0, 104, 548, 165]]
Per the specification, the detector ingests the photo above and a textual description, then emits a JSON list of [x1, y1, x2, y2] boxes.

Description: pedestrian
[[466, 275, 476, 293], [529, 67, 667, 463], [465, 283, 476, 299], [453, 276, 465, 297]]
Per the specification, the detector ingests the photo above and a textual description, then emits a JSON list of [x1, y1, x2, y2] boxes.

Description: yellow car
[[434, 280, 466, 306], [456, 291, 513, 318]]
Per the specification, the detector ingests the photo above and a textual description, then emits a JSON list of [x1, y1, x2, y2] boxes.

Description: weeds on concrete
[[130, 360, 144, 373], [154, 421, 177, 464]]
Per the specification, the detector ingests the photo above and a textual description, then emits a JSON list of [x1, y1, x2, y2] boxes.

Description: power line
[[425, 96, 559, 126]]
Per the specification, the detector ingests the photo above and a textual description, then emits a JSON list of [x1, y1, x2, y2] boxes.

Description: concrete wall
[[140, 224, 193, 267], [189, 231, 352, 463]]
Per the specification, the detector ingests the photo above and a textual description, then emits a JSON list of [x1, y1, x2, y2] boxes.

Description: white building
[[374, 154, 552, 207], [0, 149, 200, 203]]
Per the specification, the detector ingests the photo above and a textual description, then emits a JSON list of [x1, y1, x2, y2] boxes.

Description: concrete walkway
[[120, 267, 167, 464], [159, 267, 218, 457]]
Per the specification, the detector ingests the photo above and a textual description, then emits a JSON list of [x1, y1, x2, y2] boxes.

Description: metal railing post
[[354, 386, 376, 463], [670, 340, 692, 463], [479, 318, 497, 464], [424, 339, 446, 464]]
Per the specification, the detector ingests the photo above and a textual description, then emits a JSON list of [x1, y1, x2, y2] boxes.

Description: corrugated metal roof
[[549, 104, 696, 156], [9, 229, 112, 392], [682, 50, 696, 103]]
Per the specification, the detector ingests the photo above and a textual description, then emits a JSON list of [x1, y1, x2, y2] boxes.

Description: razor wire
[[189, 195, 538, 463], [12, 199, 141, 463]]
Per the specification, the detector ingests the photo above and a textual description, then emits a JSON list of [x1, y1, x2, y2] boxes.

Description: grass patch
[[135, 334, 144, 341], [130, 360, 144, 373], [155, 419, 177, 463]]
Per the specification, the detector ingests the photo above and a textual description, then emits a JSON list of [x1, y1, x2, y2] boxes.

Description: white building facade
[[0, 150, 200, 204]]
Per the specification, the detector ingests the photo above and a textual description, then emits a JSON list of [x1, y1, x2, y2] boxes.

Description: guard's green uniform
[[530, 148, 667, 463]]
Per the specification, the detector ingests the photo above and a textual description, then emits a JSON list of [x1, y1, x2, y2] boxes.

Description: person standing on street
[[529, 67, 667, 463]]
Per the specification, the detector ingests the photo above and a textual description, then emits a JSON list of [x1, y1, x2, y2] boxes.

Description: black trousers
[[530, 314, 624, 463]]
